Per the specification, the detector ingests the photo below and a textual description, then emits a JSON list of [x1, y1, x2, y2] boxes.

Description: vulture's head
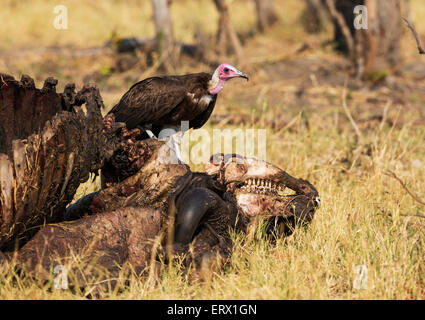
[[209, 64, 248, 94]]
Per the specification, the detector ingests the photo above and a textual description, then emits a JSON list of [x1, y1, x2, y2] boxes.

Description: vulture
[[108, 64, 248, 162]]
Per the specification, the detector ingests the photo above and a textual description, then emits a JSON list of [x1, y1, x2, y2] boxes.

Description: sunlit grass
[[2, 108, 424, 299]]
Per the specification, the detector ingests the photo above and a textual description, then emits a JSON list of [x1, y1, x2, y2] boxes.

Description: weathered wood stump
[[0, 74, 121, 250]]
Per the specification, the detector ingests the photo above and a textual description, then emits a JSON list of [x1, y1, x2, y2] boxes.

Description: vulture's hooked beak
[[237, 71, 249, 81]]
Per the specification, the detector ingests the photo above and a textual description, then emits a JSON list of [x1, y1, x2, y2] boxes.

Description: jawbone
[[207, 153, 320, 224], [235, 192, 293, 217]]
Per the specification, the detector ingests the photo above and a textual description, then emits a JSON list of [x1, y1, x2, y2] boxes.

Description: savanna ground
[[1, 0, 425, 299]]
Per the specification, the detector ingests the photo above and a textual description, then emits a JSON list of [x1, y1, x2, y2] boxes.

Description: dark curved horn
[[64, 190, 100, 221], [174, 188, 228, 245]]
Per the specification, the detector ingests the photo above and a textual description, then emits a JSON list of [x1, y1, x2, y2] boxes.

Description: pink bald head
[[208, 64, 248, 95], [217, 64, 249, 81]]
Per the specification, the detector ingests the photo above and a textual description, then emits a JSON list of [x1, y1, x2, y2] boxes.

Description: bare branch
[[342, 80, 363, 141], [377, 205, 425, 219], [213, 0, 243, 61], [385, 170, 425, 207], [403, 17, 425, 54], [325, 0, 355, 56], [400, 213, 425, 219]]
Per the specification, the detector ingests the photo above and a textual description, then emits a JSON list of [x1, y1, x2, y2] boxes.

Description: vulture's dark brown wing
[[109, 76, 200, 129]]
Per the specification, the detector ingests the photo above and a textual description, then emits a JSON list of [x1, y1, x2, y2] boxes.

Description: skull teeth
[[240, 178, 285, 195]]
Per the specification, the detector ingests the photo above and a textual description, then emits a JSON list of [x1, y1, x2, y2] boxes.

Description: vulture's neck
[[208, 68, 225, 95]]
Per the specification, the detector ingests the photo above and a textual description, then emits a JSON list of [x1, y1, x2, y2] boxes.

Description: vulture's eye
[[224, 68, 229, 73]]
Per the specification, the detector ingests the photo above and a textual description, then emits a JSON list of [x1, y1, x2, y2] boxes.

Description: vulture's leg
[[145, 130, 157, 139], [170, 132, 185, 164], [159, 129, 185, 164], [143, 128, 182, 163], [174, 187, 230, 245]]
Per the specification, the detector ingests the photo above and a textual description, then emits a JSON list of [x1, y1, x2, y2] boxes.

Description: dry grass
[[1, 0, 425, 299]]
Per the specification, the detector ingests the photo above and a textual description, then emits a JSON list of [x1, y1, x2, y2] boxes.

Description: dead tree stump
[[213, 0, 244, 62], [254, 0, 279, 33], [0, 74, 121, 250], [152, 0, 176, 71]]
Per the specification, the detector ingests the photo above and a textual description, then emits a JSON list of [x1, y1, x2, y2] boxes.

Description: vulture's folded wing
[[109, 76, 190, 129]]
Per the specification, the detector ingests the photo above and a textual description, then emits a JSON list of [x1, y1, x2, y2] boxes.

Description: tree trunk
[[254, 0, 279, 33], [327, 0, 402, 78], [374, 0, 402, 70], [302, 0, 328, 34], [152, 0, 175, 70], [362, 0, 379, 76], [0, 74, 123, 250], [213, 0, 243, 61]]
